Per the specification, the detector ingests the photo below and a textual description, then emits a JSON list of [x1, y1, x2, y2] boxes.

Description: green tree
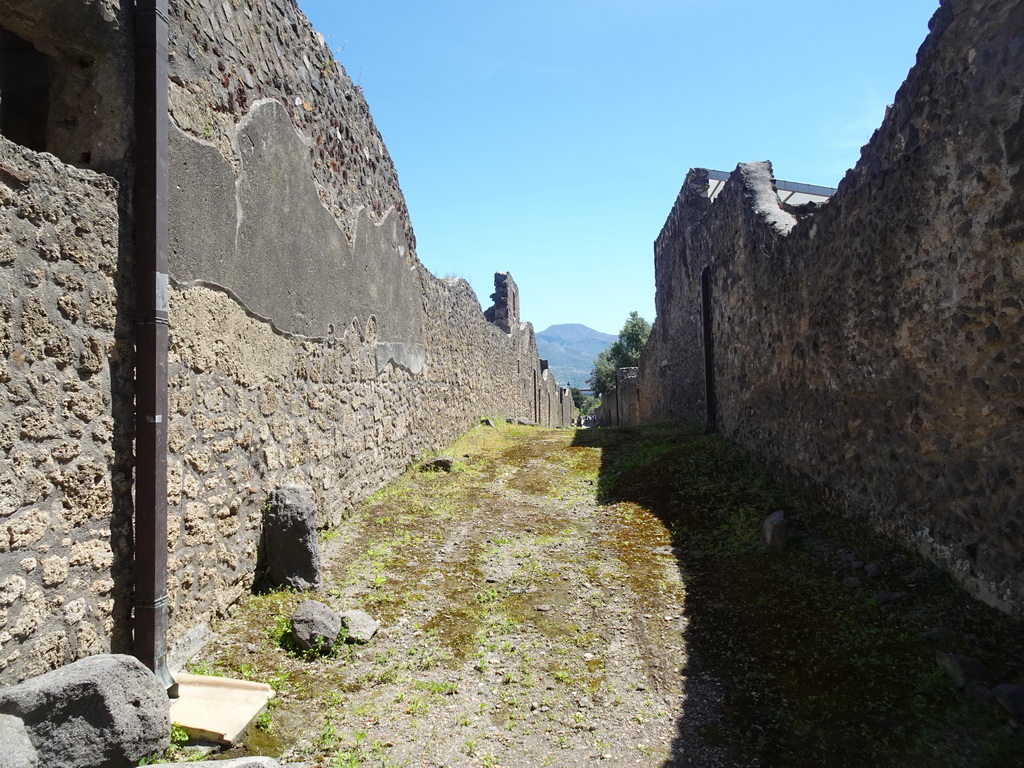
[[571, 386, 586, 411], [587, 311, 651, 395], [570, 387, 599, 416], [588, 348, 617, 396]]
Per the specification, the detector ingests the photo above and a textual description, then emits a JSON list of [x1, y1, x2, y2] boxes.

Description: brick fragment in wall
[[63, 599, 86, 625], [4, 508, 51, 552], [22, 630, 71, 678], [59, 460, 112, 526], [0, 577, 27, 608]]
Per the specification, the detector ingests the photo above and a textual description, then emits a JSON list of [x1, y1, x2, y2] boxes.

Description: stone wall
[[0, 137, 133, 682], [0, 0, 572, 683], [597, 368, 639, 427], [638, 0, 1024, 615], [162, 269, 552, 646], [166, 0, 413, 252], [0, 0, 133, 177], [484, 272, 519, 334], [637, 169, 712, 426], [597, 388, 616, 427], [559, 384, 574, 427], [535, 368, 572, 429]]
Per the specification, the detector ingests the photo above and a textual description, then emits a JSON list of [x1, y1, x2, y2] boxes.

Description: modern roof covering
[[706, 169, 838, 206]]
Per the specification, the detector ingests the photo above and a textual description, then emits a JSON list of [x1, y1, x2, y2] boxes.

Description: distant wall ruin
[[0, 0, 572, 683], [597, 368, 639, 427], [635, 0, 1023, 614]]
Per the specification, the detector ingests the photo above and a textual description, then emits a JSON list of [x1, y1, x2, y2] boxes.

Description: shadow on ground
[[572, 423, 1024, 768]]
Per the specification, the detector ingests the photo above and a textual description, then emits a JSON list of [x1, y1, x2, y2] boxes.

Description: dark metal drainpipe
[[134, 0, 176, 695]]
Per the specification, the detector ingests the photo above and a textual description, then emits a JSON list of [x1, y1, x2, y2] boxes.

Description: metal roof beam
[[701, 168, 838, 197]]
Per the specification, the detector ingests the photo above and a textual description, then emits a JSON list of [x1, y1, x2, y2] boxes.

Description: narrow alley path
[[186, 423, 1024, 768], [195, 423, 734, 767]]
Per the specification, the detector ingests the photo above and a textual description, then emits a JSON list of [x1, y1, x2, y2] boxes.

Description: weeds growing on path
[[159, 422, 1023, 767]]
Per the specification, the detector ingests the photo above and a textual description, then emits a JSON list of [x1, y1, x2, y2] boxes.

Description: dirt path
[[196, 424, 735, 767], [182, 422, 1024, 768]]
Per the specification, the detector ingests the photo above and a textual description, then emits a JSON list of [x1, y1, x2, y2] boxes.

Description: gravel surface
[[195, 426, 738, 768]]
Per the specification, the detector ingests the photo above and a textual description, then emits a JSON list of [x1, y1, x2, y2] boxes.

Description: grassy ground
[[149, 422, 1024, 767], [576, 423, 1024, 768]]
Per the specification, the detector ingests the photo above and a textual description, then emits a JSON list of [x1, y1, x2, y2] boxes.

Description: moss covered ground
[[153, 422, 1024, 767]]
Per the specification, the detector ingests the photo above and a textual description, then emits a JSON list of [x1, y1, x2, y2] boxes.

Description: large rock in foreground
[[260, 484, 323, 591], [0, 654, 170, 768], [0, 714, 38, 768]]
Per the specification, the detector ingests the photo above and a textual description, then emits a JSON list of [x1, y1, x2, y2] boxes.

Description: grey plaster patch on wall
[[375, 342, 426, 376], [169, 100, 424, 344], [234, 100, 350, 337], [169, 125, 237, 286]]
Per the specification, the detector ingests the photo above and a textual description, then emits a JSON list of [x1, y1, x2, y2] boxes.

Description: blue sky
[[299, 0, 940, 336]]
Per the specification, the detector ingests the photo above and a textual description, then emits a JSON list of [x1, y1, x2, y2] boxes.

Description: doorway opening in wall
[[700, 266, 717, 432], [0, 28, 50, 152], [533, 370, 539, 423]]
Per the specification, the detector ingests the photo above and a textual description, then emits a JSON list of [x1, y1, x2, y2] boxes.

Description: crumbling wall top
[[484, 272, 520, 334]]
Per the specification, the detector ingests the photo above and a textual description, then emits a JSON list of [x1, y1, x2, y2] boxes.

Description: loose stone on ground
[[338, 609, 379, 643], [196, 425, 734, 767], [290, 600, 341, 653]]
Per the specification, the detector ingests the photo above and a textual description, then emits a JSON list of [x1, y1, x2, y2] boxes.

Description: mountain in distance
[[535, 323, 617, 389]]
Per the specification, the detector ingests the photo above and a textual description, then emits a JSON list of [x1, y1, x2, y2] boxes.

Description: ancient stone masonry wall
[[615, 369, 640, 427], [166, 0, 413, 252], [638, 170, 712, 426], [638, 0, 1024, 614], [0, 137, 133, 683], [0, 0, 572, 682], [559, 385, 574, 427], [162, 0, 573, 655], [598, 388, 616, 427], [537, 369, 559, 428], [163, 270, 551, 646], [597, 368, 639, 427], [0, 0, 133, 177], [484, 272, 519, 334]]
